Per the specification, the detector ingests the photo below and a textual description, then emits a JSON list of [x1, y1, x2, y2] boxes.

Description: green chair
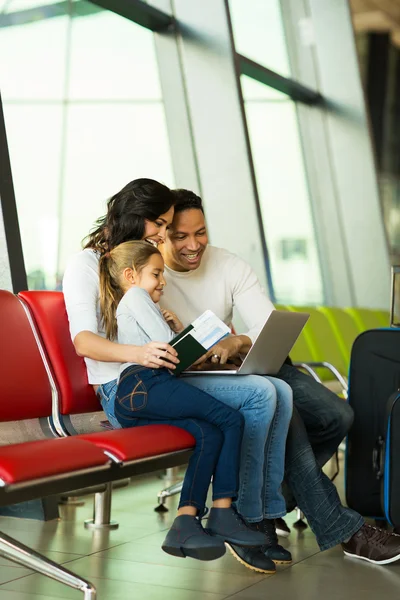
[[287, 306, 348, 394], [374, 309, 390, 328], [345, 308, 383, 333], [318, 307, 359, 374], [276, 305, 317, 372]]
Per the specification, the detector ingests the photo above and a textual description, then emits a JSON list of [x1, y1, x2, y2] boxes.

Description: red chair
[[18, 290, 195, 525], [0, 289, 195, 597]]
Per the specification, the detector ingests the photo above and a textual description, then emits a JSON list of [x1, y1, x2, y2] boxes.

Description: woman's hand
[[135, 341, 180, 369], [161, 309, 184, 334]]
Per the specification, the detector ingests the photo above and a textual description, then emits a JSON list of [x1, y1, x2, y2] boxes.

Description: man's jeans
[[276, 363, 363, 550], [99, 374, 292, 521]]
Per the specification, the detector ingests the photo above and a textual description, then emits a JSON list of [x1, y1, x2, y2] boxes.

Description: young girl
[[99, 240, 270, 563]]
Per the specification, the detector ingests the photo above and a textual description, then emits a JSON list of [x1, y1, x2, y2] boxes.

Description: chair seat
[[79, 425, 195, 462], [0, 438, 109, 484]]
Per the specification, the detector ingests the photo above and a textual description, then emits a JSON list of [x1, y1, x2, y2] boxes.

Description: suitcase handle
[[390, 266, 400, 327], [372, 436, 385, 479]]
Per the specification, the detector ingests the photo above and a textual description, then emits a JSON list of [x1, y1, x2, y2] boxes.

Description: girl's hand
[[161, 309, 184, 334], [135, 342, 179, 369]]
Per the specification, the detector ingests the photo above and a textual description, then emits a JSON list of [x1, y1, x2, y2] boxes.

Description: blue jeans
[[99, 373, 291, 521], [276, 363, 363, 550], [99, 366, 362, 550], [184, 374, 292, 521], [97, 381, 122, 430], [114, 366, 244, 515]]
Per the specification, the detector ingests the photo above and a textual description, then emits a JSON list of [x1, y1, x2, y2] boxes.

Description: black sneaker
[[227, 544, 276, 574], [275, 517, 291, 538], [206, 507, 268, 547], [162, 515, 226, 561], [342, 524, 400, 565], [249, 519, 292, 564]]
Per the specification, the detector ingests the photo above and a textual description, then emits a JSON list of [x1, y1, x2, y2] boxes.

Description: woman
[[63, 177, 292, 574], [63, 179, 179, 428]]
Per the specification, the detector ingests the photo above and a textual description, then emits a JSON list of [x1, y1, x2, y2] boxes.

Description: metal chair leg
[[84, 482, 119, 530], [0, 530, 96, 599], [293, 507, 308, 530], [59, 496, 85, 506], [155, 480, 184, 512]]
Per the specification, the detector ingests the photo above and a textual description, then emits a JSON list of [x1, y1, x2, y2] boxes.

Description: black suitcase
[[345, 267, 400, 525], [383, 391, 400, 526], [345, 330, 400, 524]]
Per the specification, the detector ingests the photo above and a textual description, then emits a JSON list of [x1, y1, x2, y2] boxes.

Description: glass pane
[[58, 103, 174, 273], [0, 14, 68, 100], [229, 0, 290, 77], [2, 3, 174, 290], [241, 73, 288, 101], [242, 75, 324, 304], [68, 4, 162, 100], [1, 0, 60, 12], [3, 104, 63, 289]]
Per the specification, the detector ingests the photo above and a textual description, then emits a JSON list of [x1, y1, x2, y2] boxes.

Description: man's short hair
[[172, 189, 204, 214]]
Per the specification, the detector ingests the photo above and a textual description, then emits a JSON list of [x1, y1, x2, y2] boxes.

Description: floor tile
[[97, 541, 262, 575], [0, 553, 80, 569], [2, 575, 227, 600], [0, 552, 83, 587], [0, 591, 64, 600], [0, 516, 161, 556], [226, 545, 400, 600], [53, 555, 266, 595]]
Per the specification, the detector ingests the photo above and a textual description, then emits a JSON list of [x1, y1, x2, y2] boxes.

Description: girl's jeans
[[113, 366, 244, 515]]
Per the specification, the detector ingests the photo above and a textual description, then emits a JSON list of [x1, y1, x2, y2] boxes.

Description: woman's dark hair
[[84, 178, 175, 254], [172, 189, 204, 214]]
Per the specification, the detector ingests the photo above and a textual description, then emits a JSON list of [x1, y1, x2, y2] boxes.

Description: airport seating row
[[0, 289, 196, 598], [276, 304, 389, 394]]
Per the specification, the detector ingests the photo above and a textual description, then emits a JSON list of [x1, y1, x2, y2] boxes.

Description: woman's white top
[[63, 249, 120, 385]]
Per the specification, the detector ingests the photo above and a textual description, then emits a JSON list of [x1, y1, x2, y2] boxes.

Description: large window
[[229, 0, 290, 78], [0, 0, 174, 290], [229, 0, 324, 305]]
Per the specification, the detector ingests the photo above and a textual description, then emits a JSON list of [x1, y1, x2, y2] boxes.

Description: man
[[159, 188, 400, 570]]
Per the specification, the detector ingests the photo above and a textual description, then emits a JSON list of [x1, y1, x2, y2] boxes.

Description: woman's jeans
[[99, 372, 292, 522], [99, 366, 364, 551], [113, 366, 244, 516]]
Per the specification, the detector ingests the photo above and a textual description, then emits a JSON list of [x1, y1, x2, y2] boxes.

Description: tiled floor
[[0, 461, 399, 600]]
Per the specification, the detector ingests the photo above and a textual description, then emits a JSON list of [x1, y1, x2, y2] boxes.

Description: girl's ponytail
[[99, 253, 123, 340], [98, 241, 161, 341]]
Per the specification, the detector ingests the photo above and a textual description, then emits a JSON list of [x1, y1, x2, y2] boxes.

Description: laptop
[[183, 310, 309, 376]]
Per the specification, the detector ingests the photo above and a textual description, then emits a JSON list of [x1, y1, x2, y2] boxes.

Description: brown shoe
[[342, 524, 400, 565]]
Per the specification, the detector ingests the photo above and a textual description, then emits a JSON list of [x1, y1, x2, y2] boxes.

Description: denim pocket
[[117, 375, 148, 412], [96, 382, 121, 429]]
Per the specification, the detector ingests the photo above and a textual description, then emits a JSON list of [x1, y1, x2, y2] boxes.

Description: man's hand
[[161, 309, 184, 334], [194, 335, 252, 366], [135, 341, 179, 370]]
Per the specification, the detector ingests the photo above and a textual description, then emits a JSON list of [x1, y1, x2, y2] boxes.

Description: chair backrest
[[288, 305, 347, 379], [274, 304, 315, 364], [319, 307, 359, 372], [0, 290, 52, 421], [18, 291, 99, 416], [345, 307, 383, 333], [374, 309, 390, 327]]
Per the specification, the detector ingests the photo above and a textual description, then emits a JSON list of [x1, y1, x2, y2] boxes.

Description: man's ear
[[122, 267, 137, 285]]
